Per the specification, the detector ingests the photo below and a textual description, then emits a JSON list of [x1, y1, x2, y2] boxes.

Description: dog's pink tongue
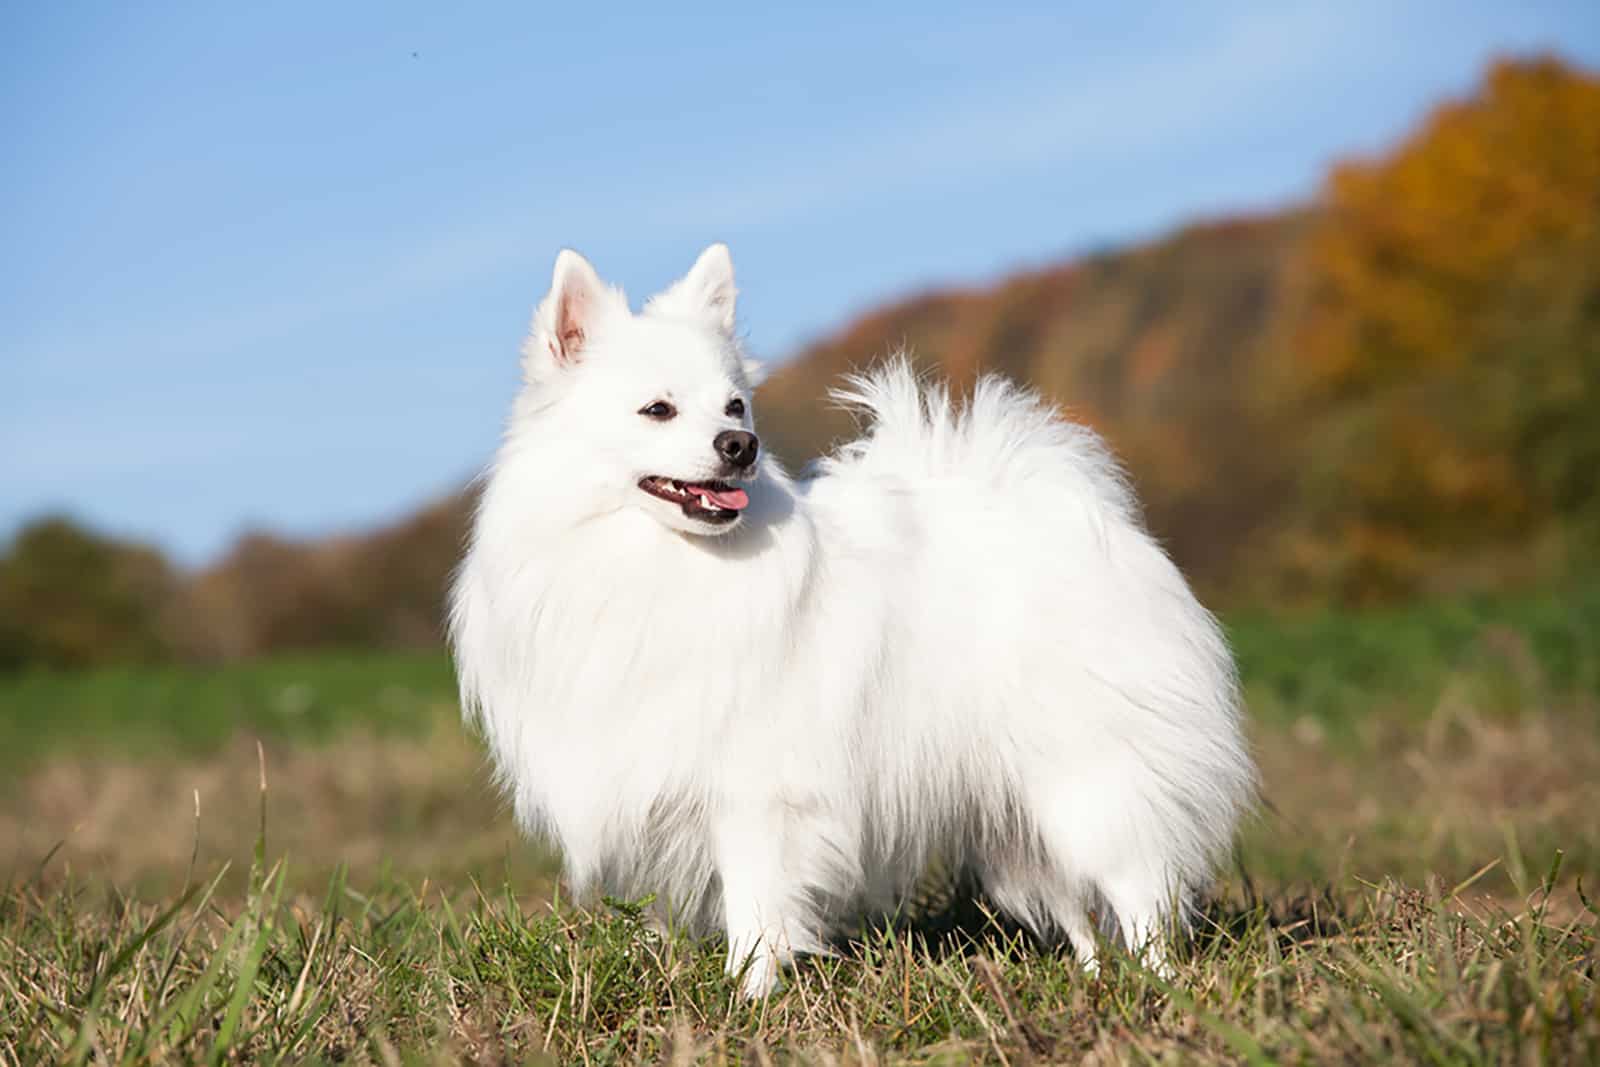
[[688, 483, 749, 510]]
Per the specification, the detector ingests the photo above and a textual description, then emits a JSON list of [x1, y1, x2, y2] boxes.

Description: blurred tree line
[[3, 56, 1595, 670], [0, 498, 470, 669]]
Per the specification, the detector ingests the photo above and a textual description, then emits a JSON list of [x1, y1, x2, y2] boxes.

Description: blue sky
[[4, 2, 1596, 565]]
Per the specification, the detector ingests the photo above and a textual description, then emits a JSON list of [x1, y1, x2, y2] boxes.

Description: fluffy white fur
[[450, 244, 1255, 997]]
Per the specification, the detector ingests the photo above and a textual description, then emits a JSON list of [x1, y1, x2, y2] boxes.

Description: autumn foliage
[[1272, 57, 1600, 599]]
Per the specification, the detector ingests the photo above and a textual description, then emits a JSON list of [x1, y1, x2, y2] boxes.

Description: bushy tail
[[821, 354, 1140, 524]]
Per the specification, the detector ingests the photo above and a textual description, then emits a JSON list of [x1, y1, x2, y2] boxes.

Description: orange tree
[[1274, 56, 1600, 601]]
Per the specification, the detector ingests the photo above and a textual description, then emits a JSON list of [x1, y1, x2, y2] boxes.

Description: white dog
[[450, 244, 1254, 996]]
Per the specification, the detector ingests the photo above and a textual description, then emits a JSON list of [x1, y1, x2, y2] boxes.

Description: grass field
[[2, 582, 1597, 1063]]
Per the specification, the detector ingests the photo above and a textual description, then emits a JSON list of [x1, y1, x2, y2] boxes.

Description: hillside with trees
[[759, 55, 1599, 604]]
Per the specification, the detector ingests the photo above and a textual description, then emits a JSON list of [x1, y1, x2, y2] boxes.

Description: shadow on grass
[[832, 864, 1353, 967]]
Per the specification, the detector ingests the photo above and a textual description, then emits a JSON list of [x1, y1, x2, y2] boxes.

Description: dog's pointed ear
[[524, 249, 621, 376], [648, 243, 738, 333]]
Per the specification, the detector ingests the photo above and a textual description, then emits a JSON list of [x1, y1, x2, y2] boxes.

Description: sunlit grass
[[4, 838, 1595, 1064]]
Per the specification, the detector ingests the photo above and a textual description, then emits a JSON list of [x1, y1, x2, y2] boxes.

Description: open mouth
[[638, 476, 750, 523]]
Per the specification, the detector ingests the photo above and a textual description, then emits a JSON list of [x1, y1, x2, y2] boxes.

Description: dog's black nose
[[714, 429, 759, 469]]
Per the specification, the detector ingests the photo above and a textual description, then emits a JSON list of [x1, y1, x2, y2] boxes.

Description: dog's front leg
[[712, 813, 796, 998]]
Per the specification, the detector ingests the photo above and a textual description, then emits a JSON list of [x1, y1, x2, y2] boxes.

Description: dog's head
[[517, 244, 767, 537]]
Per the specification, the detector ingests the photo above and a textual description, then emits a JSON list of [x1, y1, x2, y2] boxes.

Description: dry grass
[[1245, 701, 1600, 905], [2, 724, 554, 898], [1, 703, 1596, 1062], [7, 695, 1594, 908]]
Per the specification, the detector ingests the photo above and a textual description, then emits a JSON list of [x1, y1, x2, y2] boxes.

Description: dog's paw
[[729, 946, 784, 999], [739, 961, 783, 999]]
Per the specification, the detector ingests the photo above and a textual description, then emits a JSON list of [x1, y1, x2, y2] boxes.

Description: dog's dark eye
[[639, 400, 677, 420], [725, 398, 745, 418]]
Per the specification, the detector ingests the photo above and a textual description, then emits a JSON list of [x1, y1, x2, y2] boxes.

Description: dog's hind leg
[[979, 854, 1101, 973], [1021, 780, 1183, 976], [992, 870, 1107, 979]]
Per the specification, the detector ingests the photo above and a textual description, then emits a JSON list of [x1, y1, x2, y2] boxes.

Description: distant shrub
[[0, 516, 177, 671]]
